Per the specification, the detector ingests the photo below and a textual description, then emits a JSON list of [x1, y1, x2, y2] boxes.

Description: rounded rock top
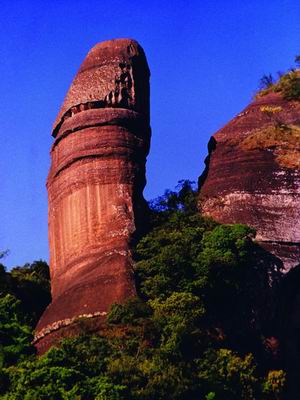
[[53, 38, 150, 136]]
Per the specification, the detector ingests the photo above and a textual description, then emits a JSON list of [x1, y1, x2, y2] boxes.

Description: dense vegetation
[[0, 182, 288, 399]]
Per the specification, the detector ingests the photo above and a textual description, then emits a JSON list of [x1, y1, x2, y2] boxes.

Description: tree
[[197, 348, 259, 400], [0, 294, 34, 367], [150, 292, 205, 357], [9, 261, 51, 325]]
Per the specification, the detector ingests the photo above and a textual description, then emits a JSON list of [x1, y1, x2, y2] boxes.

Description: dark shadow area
[[276, 264, 300, 399], [197, 136, 217, 190]]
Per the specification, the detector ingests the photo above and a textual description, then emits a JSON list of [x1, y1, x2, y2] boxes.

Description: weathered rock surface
[[198, 92, 300, 270], [35, 39, 150, 353]]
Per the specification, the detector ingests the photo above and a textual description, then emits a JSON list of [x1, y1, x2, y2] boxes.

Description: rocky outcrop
[[198, 92, 300, 270], [35, 39, 151, 353]]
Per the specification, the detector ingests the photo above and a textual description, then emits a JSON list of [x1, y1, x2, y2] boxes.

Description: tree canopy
[[0, 181, 287, 399]]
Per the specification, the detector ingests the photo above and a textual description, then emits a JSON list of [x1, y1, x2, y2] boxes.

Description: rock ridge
[[198, 92, 300, 270]]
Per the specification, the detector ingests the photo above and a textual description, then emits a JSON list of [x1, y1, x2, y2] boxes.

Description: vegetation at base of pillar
[[0, 181, 289, 399]]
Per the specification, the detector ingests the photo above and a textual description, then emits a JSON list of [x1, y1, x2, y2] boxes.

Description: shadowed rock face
[[35, 39, 150, 353], [198, 92, 300, 270]]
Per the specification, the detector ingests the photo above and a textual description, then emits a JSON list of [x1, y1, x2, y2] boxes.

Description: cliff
[[198, 90, 300, 270], [35, 39, 151, 353]]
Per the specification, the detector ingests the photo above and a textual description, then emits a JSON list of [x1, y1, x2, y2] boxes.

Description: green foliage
[[0, 265, 9, 298], [0, 184, 288, 399], [10, 260, 50, 289], [276, 70, 300, 100], [197, 348, 259, 399], [0, 260, 51, 326], [135, 209, 281, 352], [150, 292, 205, 357], [108, 297, 152, 326], [0, 294, 34, 367], [200, 224, 255, 266], [148, 180, 198, 226], [256, 68, 300, 100], [135, 212, 217, 300], [0, 336, 126, 400], [0, 258, 51, 392]]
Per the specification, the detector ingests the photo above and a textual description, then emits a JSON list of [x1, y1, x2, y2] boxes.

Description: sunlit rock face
[[198, 92, 300, 270], [35, 39, 151, 353]]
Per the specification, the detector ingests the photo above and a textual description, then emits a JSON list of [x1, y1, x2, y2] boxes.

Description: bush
[[278, 71, 300, 100], [256, 69, 300, 100]]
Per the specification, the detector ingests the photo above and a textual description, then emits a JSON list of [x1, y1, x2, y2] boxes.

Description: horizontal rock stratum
[[35, 39, 151, 353], [198, 92, 300, 270]]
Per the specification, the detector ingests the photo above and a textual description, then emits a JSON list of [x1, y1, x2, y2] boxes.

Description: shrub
[[256, 70, 300, 100]]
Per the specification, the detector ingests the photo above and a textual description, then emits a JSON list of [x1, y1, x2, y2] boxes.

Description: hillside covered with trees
[[0, 182, 290, 399]]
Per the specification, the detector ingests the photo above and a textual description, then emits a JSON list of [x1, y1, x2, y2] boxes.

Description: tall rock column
[[35, 39, 150, 353], [198, 92, 300, 270]]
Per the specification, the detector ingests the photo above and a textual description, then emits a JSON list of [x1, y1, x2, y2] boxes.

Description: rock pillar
[[35, 39, 150, 352]]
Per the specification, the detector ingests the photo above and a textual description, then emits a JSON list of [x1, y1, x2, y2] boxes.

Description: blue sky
[[1, 0, 299, 268]]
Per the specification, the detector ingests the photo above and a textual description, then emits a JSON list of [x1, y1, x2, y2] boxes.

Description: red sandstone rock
[[198, 92, 300, 270], [35, 39, 150, 353]]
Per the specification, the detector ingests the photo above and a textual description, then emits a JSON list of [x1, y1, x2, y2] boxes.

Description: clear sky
[[0, 0, 299, 268]]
